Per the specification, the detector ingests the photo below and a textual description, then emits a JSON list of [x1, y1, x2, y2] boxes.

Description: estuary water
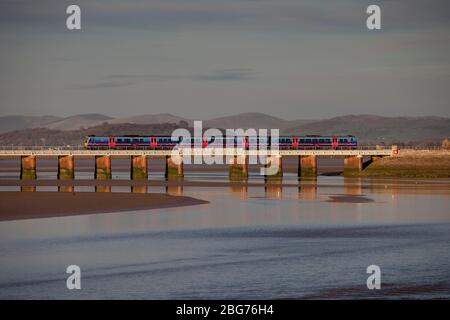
[[0, 174, 449, 299]]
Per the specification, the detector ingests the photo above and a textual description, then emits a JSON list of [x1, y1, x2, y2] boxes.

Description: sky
[[0, 0, 449, 119]]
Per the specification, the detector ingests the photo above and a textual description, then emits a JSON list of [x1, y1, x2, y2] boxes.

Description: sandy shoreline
[[0, 191, 209, 221]]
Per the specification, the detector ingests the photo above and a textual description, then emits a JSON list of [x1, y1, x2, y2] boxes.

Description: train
[[83, 135, 358, 149]]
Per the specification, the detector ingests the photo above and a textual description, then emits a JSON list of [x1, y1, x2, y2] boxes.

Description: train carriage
[[84, 135, 357, 150]]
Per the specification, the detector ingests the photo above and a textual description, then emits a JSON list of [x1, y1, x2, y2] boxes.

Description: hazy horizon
[[1, 111, 450, 121], [1, 0, 449, 119]]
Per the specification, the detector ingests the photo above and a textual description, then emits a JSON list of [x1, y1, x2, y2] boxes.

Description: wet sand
[[326, 194, 374, 203], [0, 191, 209, 221]]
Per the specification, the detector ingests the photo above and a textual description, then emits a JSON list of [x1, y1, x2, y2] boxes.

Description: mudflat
[[0, 191, 209, 221]]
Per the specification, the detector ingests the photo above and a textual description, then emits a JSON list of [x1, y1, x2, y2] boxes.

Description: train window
[[319, 139, 324, 143], [125, 138, 130, 143], [305, 139, 311, 143], [343, 139, 348, 143], [299, 139, 304, 143], [312, 139, 318, 143], [339, 139, 343, 143]]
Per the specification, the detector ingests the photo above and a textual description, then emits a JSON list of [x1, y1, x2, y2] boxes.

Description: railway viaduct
[[0, 146, 396, 181]]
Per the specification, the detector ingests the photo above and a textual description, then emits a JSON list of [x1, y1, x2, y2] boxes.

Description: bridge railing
[[0, 145, 445, 151], [0, 145, 392, 150]]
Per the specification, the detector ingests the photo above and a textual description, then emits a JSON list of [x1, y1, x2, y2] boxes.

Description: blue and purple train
[[84, 135, 358, 149]]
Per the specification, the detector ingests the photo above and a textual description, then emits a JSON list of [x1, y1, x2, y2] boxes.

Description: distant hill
[[0, 123, 188, 146], [43, 114, 113, 131], [283, 115, 450, 145], [0, 115, 61, 133], [106, 113, 192, 126], [0, 113, 448, 145], [0, 113, 191, 132]]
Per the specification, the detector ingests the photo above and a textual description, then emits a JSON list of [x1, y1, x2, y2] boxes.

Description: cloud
[[72, 68, 256, 89], [189, 68, 256, 81]]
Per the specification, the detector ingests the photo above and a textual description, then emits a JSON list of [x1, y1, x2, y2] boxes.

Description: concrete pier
[[298, 155, 317, 177], [343, 155, 363, 176], [165, 155, 184, 180], [95, 155, 111, 180], [131, 155, 148, 180], [229, 155, 248, 181], [20, 155, 36, 180], [264, 155, 283, 181], [58, 155, 74, 180], [391, 145, 399, 156]]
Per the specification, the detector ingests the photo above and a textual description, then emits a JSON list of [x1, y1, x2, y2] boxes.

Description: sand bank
[[0, 191, 209, 221]]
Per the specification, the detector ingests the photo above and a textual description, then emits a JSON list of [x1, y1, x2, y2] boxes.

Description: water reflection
[[265, 183, 282, 199], [131, 185, 147, 193], [298, 177, 317, 200], [166, 185, 183, 196], [58, 185, 74, 193], [230, 184, 248, 199], [368, 178, 399, 198], [344, 177, 362, 195], [20, 186, 36, 192], [11, 175, 450, 203], [95, 185, 111, 193]]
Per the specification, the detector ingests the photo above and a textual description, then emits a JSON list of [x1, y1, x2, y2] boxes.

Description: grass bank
[[360, 150, 450, 178]]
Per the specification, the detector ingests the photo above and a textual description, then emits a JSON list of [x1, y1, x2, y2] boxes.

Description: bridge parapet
[[0, 147, 393, 157]]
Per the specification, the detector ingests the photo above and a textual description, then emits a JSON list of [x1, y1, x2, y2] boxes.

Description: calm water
[[0, 174, 449, 299]]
